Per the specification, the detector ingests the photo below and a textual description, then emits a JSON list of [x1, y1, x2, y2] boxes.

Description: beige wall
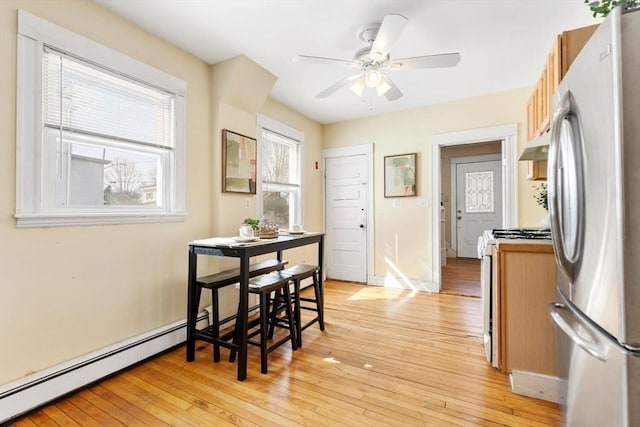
[[0, 0, 323, 386], [324, 88, 547, 283], [0, 0, 211, 385]]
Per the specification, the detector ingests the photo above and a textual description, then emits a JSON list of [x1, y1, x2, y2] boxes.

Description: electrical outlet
[[392, 200, 399, 207], [245, 198, 251, 209]]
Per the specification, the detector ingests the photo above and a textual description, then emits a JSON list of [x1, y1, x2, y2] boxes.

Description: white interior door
[[325, 155, 367, 282], [456, 160, 502, 258]]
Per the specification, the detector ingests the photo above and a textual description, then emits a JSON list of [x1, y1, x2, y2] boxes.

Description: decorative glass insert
[[465, 171, 494, 213]]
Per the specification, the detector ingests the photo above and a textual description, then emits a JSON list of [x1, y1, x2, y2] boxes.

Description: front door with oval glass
[[456, 160, 503, 258]]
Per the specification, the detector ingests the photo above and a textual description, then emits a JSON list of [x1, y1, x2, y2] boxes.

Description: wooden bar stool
[[278, 264, 324, 347], [228, 271, 298, 374], [192, 259, 288, 362]]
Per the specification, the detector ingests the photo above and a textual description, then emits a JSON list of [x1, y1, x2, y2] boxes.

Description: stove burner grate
[[492, 228, 552, 240]]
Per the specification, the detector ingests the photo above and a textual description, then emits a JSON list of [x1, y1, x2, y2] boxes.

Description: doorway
[[430, 124, 518, 292]]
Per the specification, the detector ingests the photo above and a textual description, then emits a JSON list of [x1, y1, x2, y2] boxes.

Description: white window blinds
[[260, 129, 300, 187], [42, 47, 175, 149]]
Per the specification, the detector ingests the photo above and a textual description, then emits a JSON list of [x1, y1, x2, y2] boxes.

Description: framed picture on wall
[[222, 129, 257, 194], [384, 153, 417, 197]]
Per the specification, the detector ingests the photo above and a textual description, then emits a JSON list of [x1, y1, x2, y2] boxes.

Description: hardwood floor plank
[[65, 395, 125, 426], [13, 279, 560, 426], [40, 405, 80, 426], [24, 412, 58, 426], [73, 389, 153, 426], [90, 385, 172, 426], [9, 420, 38, 427], [441, 257, 482, 298], [53, 401, 96, 426]]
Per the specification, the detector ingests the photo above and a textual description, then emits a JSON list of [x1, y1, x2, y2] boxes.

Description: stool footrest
[[217, 303, 260, 326]]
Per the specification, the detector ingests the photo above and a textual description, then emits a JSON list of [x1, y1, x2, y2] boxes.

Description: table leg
[[237, 256, 250, 381], [318, 235, 325, 317], [186, 247, 198, 362]]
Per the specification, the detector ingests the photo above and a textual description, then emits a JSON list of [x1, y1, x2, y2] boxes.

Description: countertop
[[495, 238, 553, 253]]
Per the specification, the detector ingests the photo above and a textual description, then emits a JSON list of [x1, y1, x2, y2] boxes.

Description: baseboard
[[0, 311, 209, 424], [368, 275, 438, 292], [509, 369, 562, 403]]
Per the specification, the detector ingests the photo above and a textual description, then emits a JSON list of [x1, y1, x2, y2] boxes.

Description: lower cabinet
[[494, 241, 557, 376]]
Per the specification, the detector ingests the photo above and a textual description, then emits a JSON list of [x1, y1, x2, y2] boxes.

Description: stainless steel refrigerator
[[547, 7, 640, 427]]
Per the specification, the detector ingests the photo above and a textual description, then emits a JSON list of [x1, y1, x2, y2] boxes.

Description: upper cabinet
[[525, 24, 598, 180]]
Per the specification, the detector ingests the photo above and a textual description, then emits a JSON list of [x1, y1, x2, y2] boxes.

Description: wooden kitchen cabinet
[[525, 24, 598, 180], [494, 241, 557, 376]]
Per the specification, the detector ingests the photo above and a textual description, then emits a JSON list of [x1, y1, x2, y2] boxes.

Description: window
[[15, 11, 186, 227], [257, 115, 304, 230]]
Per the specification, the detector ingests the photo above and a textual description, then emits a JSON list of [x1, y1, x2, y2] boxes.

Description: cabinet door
[[548, 35, 562, 98], [498, 246, 557, 376], [526, 97, 536, 140], [526, 159, 548, 181], [561, 25, 598, 76]]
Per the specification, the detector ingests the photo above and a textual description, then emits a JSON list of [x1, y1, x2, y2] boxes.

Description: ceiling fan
[[293, 14, 461, 101]]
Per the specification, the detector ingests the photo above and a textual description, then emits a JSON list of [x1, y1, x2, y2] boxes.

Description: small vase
[[239, 224, 254, 238]]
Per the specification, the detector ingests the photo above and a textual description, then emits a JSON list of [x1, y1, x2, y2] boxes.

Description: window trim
[[15, 10, 186, 228], [256, 114, 304, 228]]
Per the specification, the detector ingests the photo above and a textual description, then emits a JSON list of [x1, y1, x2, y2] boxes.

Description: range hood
[[519, 130, 550, 161]]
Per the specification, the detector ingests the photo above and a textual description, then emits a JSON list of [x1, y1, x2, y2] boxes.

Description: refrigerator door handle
[[549, 302, 608, 361], [548, 91, 586, 282]]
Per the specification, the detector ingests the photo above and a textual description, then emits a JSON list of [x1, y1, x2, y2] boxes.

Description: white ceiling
[[92, 0, 599, 124]]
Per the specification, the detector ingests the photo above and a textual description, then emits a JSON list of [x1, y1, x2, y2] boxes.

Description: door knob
[[457, 216, 462, 220], [360, 224, 365, 228]]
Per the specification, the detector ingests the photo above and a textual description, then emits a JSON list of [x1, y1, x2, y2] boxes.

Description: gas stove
[[491, 228, 552, 240]]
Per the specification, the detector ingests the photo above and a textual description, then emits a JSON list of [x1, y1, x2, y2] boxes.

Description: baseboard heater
[[0, 311, 209, 424]]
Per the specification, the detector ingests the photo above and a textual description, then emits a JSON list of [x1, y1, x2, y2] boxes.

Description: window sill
[[14, 212, 187, 228]]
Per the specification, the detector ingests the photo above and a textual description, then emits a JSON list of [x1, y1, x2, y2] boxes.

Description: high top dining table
[[186, 232, 324, 381]]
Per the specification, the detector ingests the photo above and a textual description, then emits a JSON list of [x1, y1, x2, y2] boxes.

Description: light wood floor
[[12, 281, 560, 426], [441, 257, 481, 298]]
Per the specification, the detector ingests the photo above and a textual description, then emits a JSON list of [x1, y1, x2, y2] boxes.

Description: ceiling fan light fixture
[[349, 78, 365, 96], [376, 78, 392, 96], [364, 69, 382, 88]]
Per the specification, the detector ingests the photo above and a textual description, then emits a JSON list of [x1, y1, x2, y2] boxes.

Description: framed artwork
[[384, 153, 417, 197], [222, 129, 257, 194]]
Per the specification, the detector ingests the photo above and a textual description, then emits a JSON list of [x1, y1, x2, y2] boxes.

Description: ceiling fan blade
[[386, 53, 461, 70], [381, 75, 402, 101], [293, 55, 360, 68], [370, 14, 408, 61], [316, 74, 362, 98]]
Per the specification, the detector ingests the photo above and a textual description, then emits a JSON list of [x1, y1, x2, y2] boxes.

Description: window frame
[[256, 114, 304, 229], [15, 10, 186, 228]]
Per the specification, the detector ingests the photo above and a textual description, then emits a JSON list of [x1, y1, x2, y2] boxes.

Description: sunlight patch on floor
[[384, 257, 422, 290], [346, 286, 406, 301]]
